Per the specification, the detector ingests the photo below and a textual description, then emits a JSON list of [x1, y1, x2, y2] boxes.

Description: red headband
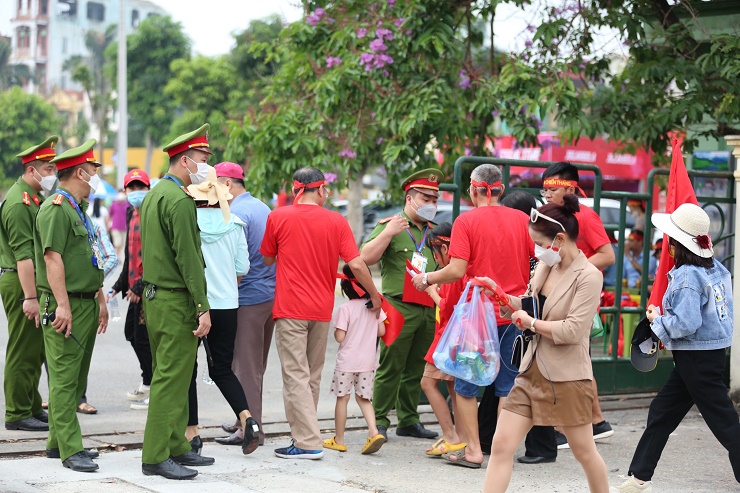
[[542, 177, 587, 198], [293, 179, 326, 202], [471, 179, 502, 205], [336, 273, 366, 297]]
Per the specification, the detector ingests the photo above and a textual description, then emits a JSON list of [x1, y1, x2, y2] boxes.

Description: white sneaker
[[130, 398, 149, 410], [610, 476, 653, 493], [127, 384, 150, 401]]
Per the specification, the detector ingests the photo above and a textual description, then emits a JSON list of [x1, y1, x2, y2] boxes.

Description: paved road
[[1, 267, 738, 491]]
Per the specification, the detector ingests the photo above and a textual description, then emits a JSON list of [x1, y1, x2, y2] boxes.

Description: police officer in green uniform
[[0, 136, 58, 432], [361, 169, 443, 440], [35, 139, 108, 471], [140, 124, 214, 480]]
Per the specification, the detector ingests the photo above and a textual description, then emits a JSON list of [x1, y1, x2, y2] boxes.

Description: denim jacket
[[651, 258, 733, 350]]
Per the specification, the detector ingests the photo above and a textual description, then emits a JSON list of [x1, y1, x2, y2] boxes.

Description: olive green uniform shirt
[[362, 211, 436, 298], [34, 188, 104, 294], [0, 179, 43, 269], [139, 174, 209, 311]]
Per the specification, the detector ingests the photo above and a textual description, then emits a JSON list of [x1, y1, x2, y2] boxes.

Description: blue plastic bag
[[433, 281, 500, 386]]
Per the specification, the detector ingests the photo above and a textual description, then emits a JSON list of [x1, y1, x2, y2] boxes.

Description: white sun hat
[[651, 203, 713, 258]]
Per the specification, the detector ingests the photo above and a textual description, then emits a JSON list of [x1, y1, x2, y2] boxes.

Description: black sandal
[[242, 417, 260, 455]]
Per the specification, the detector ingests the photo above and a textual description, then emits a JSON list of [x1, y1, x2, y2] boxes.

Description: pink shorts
[[330, 369, 375, 400]]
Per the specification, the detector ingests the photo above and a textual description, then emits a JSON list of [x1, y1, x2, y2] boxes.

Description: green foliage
[[0, 87, 60, 188], [0, 38, 33, 90]]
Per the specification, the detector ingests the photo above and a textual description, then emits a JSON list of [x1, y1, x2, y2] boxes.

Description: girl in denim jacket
[[612, 203, 740, 493]]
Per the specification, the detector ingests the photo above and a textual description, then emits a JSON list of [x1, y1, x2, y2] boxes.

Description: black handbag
[[511, 295, 540, 369]]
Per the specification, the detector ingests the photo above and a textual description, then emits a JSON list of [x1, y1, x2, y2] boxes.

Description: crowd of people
[[1, 126, 738, 492]]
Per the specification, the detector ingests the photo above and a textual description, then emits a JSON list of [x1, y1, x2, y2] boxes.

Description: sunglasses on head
[[530, 208, 566, 232]]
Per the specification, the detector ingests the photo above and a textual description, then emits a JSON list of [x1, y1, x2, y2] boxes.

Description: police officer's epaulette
[[52, 194, 65, 206], [22, 192, 30, 206], [180, 186, 194, 199], [378, 216, 396, 224]]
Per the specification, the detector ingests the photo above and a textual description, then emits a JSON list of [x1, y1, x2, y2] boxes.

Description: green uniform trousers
[[373, 298, 435, 429], [142, 289, 198, 464], [0, 271, 44, 422], [41, 292, 98, 461]]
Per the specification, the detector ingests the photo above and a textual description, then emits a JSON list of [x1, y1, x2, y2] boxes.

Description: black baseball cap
[[631, 317, 659, 372]]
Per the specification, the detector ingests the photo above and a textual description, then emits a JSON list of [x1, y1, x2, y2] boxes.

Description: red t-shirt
[[260, 204, 360, 321], [425, 279, 465, 364], [575, 204, 610, 259], [448, 206, 534, 325]]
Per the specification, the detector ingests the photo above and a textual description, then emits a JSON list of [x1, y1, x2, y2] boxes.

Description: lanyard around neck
[[405, 224, 429, 254]]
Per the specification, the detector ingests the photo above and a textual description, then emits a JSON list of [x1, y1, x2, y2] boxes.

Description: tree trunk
[[347, 169, 366, 246], [144, 133, 154, 175], [98, 112, 105, 180]]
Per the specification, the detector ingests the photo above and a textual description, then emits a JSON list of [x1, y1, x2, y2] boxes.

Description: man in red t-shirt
[[260, 167, 381, 460], [413, 163, 534, 468], [521, 161, 616, 462]]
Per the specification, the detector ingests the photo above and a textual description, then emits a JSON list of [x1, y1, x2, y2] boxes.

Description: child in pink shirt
[[324, 264, 387, 455]]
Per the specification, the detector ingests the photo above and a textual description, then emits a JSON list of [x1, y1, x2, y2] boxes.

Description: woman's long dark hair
[[670, 237, 713, 268], [92, 197, 102, 218]]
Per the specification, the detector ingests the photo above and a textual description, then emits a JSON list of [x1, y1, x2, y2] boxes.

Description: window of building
[[147, 12, 159, 19], [57, 0, 77, 17], [17, 0, 22, 14], [38, 28, 47, 55], [40, 0, 49, 15], [35, 63, 46, 91], [87, 2, 105, 22], [131, 9, 140, 28], [17, 26, 30, 49]]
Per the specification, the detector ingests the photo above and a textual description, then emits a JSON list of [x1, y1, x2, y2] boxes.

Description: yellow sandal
[[323, 436, 347, 452], [426, 438, 467, 456], [361, 434, 386, 455]]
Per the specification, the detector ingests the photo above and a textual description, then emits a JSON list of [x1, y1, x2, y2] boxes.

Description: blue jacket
[[197, 209, 249, 310], [651, 259, 733, 350]]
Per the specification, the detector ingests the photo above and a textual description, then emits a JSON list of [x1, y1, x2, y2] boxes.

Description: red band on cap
[[166, 136, 210, 158], [21, 147, 56, 165], [293, 179, 326, 202], [54, 149, 98, 171], [404, 177, 440, 192], [471, 179, 503, 205], [542, 178, 587, 198]]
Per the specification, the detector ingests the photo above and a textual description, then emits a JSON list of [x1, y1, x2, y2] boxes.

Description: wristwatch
[[422, 273, 429, 286], [530, 318, 537, 333]]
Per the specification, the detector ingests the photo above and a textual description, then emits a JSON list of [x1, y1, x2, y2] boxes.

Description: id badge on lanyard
[[91, 241, 104, 270], [411, 251, 427, 273]]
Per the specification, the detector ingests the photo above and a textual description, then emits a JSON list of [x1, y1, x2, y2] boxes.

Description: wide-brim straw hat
[[651, 203, 713, 258], [187, 165, 233, 222]]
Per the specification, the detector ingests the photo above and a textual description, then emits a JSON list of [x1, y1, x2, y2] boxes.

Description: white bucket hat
[[187, 165, 233, 223], [651, 203, 713, 258]]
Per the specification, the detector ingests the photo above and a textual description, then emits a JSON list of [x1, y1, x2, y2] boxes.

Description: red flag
[[647, 138, 698, 310], [380, 296, 405, 346]]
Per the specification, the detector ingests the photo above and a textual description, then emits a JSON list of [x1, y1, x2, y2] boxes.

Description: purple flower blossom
[[306, 14, 320, 26], [370, 39, 387, 52], [375, 54, 394, 68], [326, 56, 343, 68], [340, 149, 357, 159], [382, 69, 390, 76], [357, 28, 367, 38], [405, 29, 413, 35], [388, 0, 396, 6], [491, 109, 499, 117], [314, 7, 325, 16], [524, 39, 533, 48], [464, 147, 472, 156], [526, 25, 536, 33], [377, 137, 384, 145], [376, 28, 393, 40], [458, 69, 471, 89], [394, 17, 405, 27], [578, 63, 586, 70], [324, 172, 337, 184]]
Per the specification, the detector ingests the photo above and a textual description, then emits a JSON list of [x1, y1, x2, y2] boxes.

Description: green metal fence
[[443, 157, 735, 394]]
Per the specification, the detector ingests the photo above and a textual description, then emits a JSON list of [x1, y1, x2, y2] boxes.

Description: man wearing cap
[[624, 229, 657, 288], [139, 124, 214, 480], [111, 169, 152, 409], [213, 162, 276, 447], [524, 161, 616, 462], [411, 163, 534, 467], [35, 139, 108, 472], [0, 136, 58, 433], [260, 166, 381, 459], [360, 168, 442, 440]]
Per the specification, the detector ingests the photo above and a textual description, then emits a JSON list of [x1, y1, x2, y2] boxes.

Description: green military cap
[[16, 135, 60, 165], [401, 168, 444, 197], [50, 139, 102, 171], [163, 123, 213, 158]]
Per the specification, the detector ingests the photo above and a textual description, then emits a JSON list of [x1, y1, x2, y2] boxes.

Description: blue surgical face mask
[[127, 190, 148, 208]]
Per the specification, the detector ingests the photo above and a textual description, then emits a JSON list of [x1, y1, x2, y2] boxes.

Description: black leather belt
[[67, 292, 98, 299]]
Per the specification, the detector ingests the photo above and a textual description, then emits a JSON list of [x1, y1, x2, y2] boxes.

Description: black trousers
[[524, 426, 557, 458], [478, 383, 499, 454], [124, 301, 152, 386], [629, 349, 740, 482], [188, 309, 249, 426]]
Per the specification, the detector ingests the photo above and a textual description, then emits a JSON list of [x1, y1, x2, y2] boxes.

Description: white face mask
[[412, 196, 437, 222], [187, 156, 210, 185], [33, 169, 57, 193], [534, 238, 562, 267], [116, 192, 127, 201], [82, 170, 101, 194]]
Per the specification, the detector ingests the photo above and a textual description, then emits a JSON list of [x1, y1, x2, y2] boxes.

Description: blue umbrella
[[90, 179, 117, 200]]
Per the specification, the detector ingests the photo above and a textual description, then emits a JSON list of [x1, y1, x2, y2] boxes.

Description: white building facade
[[10, 0, 166, 94]]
